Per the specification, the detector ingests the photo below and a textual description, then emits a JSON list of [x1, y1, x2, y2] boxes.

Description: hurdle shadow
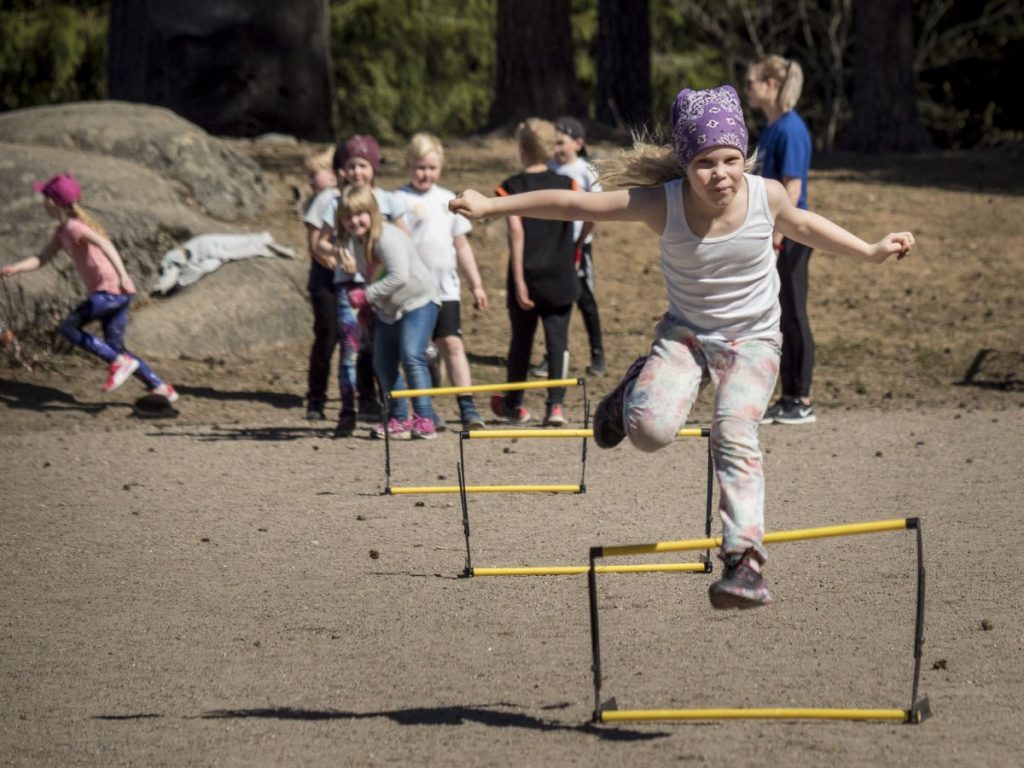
[[196, 704, 667, 741], [145, 425, 342, 442], [0, 377, 109, 414], [174, 384, 304, 410], [465, 352, 506, 369]]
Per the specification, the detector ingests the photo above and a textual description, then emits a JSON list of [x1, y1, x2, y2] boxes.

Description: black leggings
[[505, 302, 572, 407], [306, 284, 339, 408], [777, 239, 815, 399]]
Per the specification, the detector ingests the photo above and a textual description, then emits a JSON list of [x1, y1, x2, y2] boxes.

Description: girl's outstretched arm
[[767, 180, 914, 263], [0, 239, 60, 279], [450, 187, 665, 233]]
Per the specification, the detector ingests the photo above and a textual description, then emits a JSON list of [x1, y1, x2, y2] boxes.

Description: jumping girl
[[2, 174, 176, 401], [450, 85, 913, 609]]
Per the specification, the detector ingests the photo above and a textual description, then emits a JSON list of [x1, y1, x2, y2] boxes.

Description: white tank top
[[658, 173, 780, 339]]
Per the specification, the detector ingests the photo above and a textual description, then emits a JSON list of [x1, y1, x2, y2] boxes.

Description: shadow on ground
[[0, 378, 109, 413]]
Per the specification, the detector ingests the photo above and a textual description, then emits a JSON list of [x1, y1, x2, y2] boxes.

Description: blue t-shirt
[[754, 110, 812, 210]]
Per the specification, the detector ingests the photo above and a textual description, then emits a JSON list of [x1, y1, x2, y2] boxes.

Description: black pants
[[307, 285, 378, 409], [576, 243, 603, 354], [306, 284, 339, 408], [505, 302, 572, 407], [777, 238, 815, 399]]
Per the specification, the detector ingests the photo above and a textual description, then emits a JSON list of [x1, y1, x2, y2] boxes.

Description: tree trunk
[[840, 0, 930, 152], [596, 0, 651, 129], [107, 0, 335, 141], [488, 0, 578, 126]]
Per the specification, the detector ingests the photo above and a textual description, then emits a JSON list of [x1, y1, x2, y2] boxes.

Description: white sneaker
[[150, 383, 179, 403]]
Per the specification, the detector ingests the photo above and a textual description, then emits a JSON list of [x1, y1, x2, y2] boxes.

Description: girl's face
[[342, 157, 375, 187], [743, 66, 776, 111], [553, 132, 583, 165], [340, 209, 373, 237], [42, 196, 62, 220], [308, 168, 336, 193], [409, 152, 442, 193], [686, 146, 746, 208]]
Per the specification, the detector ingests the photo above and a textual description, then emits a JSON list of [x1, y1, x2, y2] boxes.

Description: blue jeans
[[373, 302, 438, 422]]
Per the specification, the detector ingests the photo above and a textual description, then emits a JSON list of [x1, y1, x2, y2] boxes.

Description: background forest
[[1, 0, 1022, 150]]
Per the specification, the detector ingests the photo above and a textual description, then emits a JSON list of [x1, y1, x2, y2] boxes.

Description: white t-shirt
[[658, 174, 780, 339], [549, 156, 602, 244], [393, 183, 472, 302], [304, 186, 339, 228]]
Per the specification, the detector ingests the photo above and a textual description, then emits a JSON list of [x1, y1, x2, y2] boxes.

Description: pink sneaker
[[411, 415, 438, 440], [102, 354, 139, 393], [150, 383, 179, 403], [490, 394, 531, 424], [371, 417, 412, 440], [543, 404, 566, 427]]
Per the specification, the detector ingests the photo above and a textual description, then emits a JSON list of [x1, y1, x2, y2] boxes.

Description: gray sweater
[[358, 222, 439, 324]]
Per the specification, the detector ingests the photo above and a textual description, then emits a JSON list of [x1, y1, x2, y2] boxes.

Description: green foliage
[[0, 2, 107, 110], [329, 0, 495, 142]]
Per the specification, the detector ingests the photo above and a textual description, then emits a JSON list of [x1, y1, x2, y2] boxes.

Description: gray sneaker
[[708, 551, 772, 609], [592, 356, 647, 449], [760, 398, 787, 424], [774, 400, 816, 425]]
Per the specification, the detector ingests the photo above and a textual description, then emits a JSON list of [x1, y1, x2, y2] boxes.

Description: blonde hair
[[753, 54, 804, 113], [336, 184, 382, 263], [406, 132, 444, 165], [67, 202, 108, 238], [304, 146, 335, 174], [515, 118, 557, 166], [597, 130, 757, 189]]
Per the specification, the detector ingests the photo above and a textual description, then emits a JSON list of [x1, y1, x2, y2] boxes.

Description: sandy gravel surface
[[2, 392, 1022, 766]]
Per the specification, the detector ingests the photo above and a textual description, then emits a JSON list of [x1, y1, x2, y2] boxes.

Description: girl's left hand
[[869, 232, 915, 263]]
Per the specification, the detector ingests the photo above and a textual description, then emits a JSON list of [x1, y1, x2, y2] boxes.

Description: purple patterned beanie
[[670, 85, 748, 169]]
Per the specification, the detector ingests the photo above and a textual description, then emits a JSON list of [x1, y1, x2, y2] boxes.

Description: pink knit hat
[[333, 135, 381, 174], [33, 173, 81, 207]]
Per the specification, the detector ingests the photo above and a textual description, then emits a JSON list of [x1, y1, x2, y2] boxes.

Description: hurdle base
[[593, 697, 618, 724], [911, 696, 932, 723]]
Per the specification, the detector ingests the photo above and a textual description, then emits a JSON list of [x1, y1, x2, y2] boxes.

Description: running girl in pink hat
[[1, 173, 177, 400], [450, 85, 914, 610]]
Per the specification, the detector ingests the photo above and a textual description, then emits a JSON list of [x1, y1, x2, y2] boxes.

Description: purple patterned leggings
[[624, 317, 781, 562]]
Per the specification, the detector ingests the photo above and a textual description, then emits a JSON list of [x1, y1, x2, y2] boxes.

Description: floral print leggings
[[624, 316, 781, 563]]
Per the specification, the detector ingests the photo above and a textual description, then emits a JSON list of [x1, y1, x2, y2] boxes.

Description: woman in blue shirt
[[745, 55, 816, 425]]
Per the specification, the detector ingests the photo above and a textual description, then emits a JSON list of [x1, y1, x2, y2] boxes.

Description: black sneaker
[[760, 398, 787, 424], [358, 399, 383, 423], [774, 400, 817, 425], [708, 551, 772, 609], [529, 357, 549, 379], [333, 410, 357, 438], [586, 350, 608, 378], [592, 355, 647, 449], [306, 404, 326, 421]]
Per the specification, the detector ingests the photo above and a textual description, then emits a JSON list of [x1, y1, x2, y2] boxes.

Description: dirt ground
[[2, 137, 1023, 766]]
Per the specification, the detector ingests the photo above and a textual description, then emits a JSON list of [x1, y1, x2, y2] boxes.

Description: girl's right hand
[[869, 232, 915, 263], [515, 282, 534, 310], [339, 247, 358, 275], [448, 190, 491, 220]]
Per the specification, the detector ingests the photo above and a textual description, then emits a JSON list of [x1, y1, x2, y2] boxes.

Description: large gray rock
[[0, 101, 269, 221], [108, 0, 334, 142], [0, 102, 310, 359]]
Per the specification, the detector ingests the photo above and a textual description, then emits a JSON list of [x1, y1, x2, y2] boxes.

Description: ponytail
[[755, 54, 804, 113], [595, 130, 682, 189], [68, 202, 108, 238]]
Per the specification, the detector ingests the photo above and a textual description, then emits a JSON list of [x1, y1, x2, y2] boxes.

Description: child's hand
[[449, 190, 491, 220], [0, 265, 15, 279], [869, 232, 915, 263], [515, 283, 534, 310], [471, 286, 488, 311], [339, 247, 358, 275]]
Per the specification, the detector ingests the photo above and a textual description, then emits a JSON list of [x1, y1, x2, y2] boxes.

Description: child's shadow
[[0, 378, 108, 413], [174, 384, 303, 409]]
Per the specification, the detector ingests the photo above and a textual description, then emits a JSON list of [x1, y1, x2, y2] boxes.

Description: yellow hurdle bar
[[601, 707, 912, 723], [391, 378, 580, 398], [600, 518, 911, 558], [464, 428, 706, 439], [390, 484, 582, 495], [473, 562, 708, 577]]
